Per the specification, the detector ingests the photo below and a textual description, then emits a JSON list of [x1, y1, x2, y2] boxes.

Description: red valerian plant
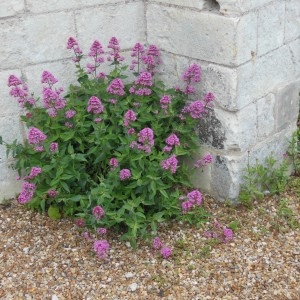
[[1, 36, 214, 250]]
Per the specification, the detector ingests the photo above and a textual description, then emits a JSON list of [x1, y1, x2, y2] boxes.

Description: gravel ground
[[0, 180, 299, 300]]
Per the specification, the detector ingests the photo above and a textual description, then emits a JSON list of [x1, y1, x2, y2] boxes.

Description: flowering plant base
[[1, 37, 214, 249]]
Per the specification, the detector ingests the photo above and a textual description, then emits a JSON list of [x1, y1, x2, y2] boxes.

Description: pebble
[[128, 283, 138, 292], [125, 272, 134, 279]]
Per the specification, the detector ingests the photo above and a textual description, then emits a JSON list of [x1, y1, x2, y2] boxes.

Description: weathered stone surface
[[0, 70, 22, 116], [285, 0, 300, 42], [0, 161, 22, 202], [257, 1, 285, 55], [275, 81, 300, 131], [0, 0, 24, 18], [237, 46, 295, 108], [147, 4, 256, 66], [76, 2, 145, 53], [257, 93, 276, 139], [0, 12, 76, 69], [149, 0, 219, 10], [288, 38, 300, 76], [26, 0, 127, 13], [218, 0, 274, 16]]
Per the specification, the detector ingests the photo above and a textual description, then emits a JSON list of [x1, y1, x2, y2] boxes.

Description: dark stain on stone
[[197, 111, 226, 149]]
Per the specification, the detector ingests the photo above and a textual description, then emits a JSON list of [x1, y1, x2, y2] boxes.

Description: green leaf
[[60, 181, 70, 193], [48, 206, 61, 219]]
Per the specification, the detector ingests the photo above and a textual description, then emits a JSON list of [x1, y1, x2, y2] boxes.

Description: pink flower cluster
[[92, 205, 105, 220], [42, 71, 66, 117], [8, 75, 34, 108], [65, 110, 76, 119], [152, 237, 172, 259], [203, 221, 234, 243], [129, 71, 153, 96], [130, 42, 145, 71], [163, 133, 180, 152], [27, 166, 42, 180], [179, 63, 201, 94], [67, 37, 83, 63], [161, 154, 178, 174], [93, 239, 110, 259], [109, 158, 119, 170], [160, 95, 172, 114], [194, 154, 213, 168], [119, 169, 131, 181], [107, 37, 124, 63], [180, 190, 202, 214], [123, 110, 137, 127], [87, 96, 104, 114], [131, 128, 154, 153], [107, 78, 125, 96], [28, 127, 47, 152], [142, 45, 162, 75], [18, 181, 36, 204], [75, 218, 85, 227], [48, 189, 58, 198], [87, 40, 105, 76], [97, 227, 107, 235], [50, 142, 58, 153]]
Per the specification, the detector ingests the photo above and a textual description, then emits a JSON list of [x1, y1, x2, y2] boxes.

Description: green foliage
[[239, 152, 289, 207], [277, 198, 299, 229], [1, 40, 214, 248], [287, 129, 300, 176]]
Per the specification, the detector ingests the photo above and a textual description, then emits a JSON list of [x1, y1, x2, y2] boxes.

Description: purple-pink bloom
[[163, 146, 172, 153], [92, 205, 105, 220], [134, 71, 153, 86], [18, 181, 36, 204], [187, 190, 202, 206], [124, 109, 137, 126], [67, 37, 83, 63], [8, 75, 22, 87], [88, 40, 104, 57], [94, 239, 110, 259], [160, 95, 172, 110], [194, 154, 213, 168], [161, 155, 178, 174], [97, 227, 107, 235], [188, 100, 205, 119], [94, 118, 102, 123], [222, 227, 233, 243], [65, 110, 76, 119], [153, 237, 163, 250], [119, 169, 131, 181], [50, 143, 58, 152], [65, 122, 73, 128], [67, 37, 78, 49], [28, 127, 47, 145], [48, 189, 58, 197], [28, 167, 42, 179], [107, 78, 125, 96], [183, 63, 201, 83], [204, 92, 215, 104], [42, 86, 66, 111], [75, 218, 85, 227], [87, 96, 104, 114], [109, 158, 119, 170], [161, 246, 172, 259], [41, 71, 58, 85], [137, 128, 154, 147], [166, 134, 180, 146], [181, 200, 194, 214]]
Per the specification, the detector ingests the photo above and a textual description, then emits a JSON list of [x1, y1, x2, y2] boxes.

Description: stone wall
[[0, 0, 299, 201]]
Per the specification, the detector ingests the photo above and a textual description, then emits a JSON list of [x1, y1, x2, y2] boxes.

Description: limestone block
[[202, 64, 238, 111], [0, 0, 24, 18], [0, 70, 22, 116], [257, 1, 285, 56], [257, 93, 276, 139], [275, 81, 300, 131], [26, 0, 127, 13], [198, 103, 257, 152], [237, 46, 295, 108], [285, 0, 300, 42], [147, 4, 257, 66], [24, 60, 77, 101], [0, 18, 26, 69], [0, 12, 76, 69], [288, 38, 300, 76], [0, 115, 24, 163], [76, 2, 145, 54], [218, 0, 273, 16], [0, 161, 22, 202]]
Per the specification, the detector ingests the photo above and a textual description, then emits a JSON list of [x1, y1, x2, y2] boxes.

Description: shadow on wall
[[205, 0, 220, 11]]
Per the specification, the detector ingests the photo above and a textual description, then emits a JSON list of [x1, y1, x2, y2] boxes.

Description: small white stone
[[125, 272, 134, 279], [51, 295, 59, 300], [128, 283, 138, 292], [23, 247, 30, 254]]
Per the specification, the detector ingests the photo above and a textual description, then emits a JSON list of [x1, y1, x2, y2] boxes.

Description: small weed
[[277, 199, 299, 229], [228, 220, 240, 232]]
